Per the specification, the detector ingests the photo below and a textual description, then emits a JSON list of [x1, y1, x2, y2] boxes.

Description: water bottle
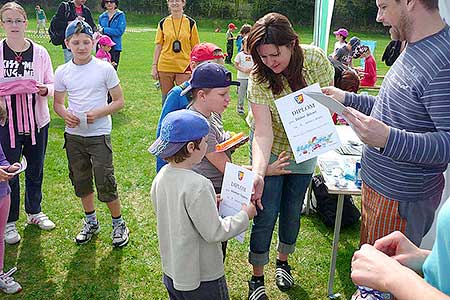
[[355, 161, 362, 188]]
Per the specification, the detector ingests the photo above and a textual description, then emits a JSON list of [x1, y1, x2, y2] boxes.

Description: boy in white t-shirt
[[234, 37, 254, 115], [53, 20, 129, 247]]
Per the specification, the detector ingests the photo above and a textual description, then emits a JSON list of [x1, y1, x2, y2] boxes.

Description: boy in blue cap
[[155, 42, 226, 172], [53, 20, 129, 247], [150, 109, 256, 300]]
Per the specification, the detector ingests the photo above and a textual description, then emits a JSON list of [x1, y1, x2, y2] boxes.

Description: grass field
[[1, 16, 391, 300]]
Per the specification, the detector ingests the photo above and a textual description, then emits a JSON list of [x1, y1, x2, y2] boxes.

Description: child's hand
[[86, 110, 99, 124], [242, 202, 257, 220], [36, 83, 48, 96], [266, 151, 291, 176], [64, 111, 80, 128], [0, 167, 13, 182], [216, 194, 223, 209], [7, 163, 21, 173]]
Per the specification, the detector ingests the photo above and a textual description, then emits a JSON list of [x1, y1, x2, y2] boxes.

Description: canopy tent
[[440, 0, 450, 22], [313, 0, 335, 53]]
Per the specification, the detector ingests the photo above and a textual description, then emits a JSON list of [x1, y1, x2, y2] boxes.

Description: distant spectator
[[151, 0, 200, 105], [96, 35, 116, 65], [35, 5, 47, 37], [225, 23, 237, 63], [234, 37, 253, 115], [98, 0, 126, 70], [51, 0, 96, 63], [236, 24, 252, 53], [355, 45, 377, 87], [332, 27, 348, 54], [331, 36, 360, 67]]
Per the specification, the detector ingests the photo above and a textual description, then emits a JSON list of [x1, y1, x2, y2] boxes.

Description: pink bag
[[0, 78, 40, 148]]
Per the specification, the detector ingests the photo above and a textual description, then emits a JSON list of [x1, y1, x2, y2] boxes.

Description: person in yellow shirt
[[151, 0, 200, 105]]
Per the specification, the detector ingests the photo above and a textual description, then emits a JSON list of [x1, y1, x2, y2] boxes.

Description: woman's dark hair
[[101, 0, 119, 9], [246, 12, 306, 96]]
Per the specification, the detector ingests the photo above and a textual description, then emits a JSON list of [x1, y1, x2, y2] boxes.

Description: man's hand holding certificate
[[219, 162, 256, 243]]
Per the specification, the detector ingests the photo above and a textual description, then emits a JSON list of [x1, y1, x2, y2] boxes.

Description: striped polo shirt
[[345, 25, 450, 202]]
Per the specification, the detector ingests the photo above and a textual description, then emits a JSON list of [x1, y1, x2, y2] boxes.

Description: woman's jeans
[[0, 124, 48, 223], [249, 173, 312, 266]]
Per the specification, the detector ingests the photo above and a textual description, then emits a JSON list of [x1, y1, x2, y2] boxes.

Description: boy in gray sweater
[[149, 109, 256, 300]]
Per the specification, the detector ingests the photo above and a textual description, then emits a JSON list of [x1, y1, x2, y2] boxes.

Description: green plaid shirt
[[248, 44, 334, 172]]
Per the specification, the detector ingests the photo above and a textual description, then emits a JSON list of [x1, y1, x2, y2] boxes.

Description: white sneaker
[[0, 267, 22, 294], [27, 212, 55, 230], [4, 223, 20, 245]]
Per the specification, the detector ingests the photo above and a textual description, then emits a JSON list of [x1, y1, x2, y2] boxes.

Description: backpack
[[311, 175, 361, 228], [48, 2, 72, 46], [381, 40, 402, 67], [158, 15, 195, 33]]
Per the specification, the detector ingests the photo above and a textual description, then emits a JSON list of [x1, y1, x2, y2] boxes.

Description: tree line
[[10, 0, 384, 30]]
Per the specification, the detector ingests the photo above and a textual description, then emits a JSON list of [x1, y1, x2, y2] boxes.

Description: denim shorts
[[249, 173, 312, 266], [64, 133, 118, 202]]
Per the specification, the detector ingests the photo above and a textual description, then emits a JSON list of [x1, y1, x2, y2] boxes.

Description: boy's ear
[[186, 141, 195, 154], [64, 38, 70, 49], [197, 89, 207, 101]]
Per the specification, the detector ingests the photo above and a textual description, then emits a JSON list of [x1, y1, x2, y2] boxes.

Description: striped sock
[[85, 211, 97, 224], [112, 215, 123, 228]]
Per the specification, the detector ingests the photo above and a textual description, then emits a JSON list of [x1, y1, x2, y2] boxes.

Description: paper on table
[[303, 91, 347, 115], [11, 156, 27, 176], [219, 162, 255, 243]]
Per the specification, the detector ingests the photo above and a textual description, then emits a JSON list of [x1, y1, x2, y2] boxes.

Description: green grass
[[1, 18, 391, 300]]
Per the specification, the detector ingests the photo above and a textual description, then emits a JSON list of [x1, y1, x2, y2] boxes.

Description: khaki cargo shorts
[[64, 133, 118, 202]]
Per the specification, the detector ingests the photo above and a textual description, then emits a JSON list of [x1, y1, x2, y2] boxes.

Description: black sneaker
[[248, 278, 268, 300], [112, 222, 129, 247], [75, 220, 100, 245], [275, 263, 294, 291]]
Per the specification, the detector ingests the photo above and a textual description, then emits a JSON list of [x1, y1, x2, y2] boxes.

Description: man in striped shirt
[[324, 0, 450, 247]]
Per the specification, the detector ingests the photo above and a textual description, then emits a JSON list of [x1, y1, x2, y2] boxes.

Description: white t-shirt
[[234, 51, 254, 79], [54, 57, 120, 137], [333, 41, 346, 54]]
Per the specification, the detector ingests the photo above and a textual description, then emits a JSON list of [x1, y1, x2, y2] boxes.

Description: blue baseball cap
[[148, 109, 210, 159], [65, 20, 94, 39], [180, 62, 240, 96], [349, 37, 361, 50]]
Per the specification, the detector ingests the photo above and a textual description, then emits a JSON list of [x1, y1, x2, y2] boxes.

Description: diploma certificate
[[219, 162, 255, 243], [274, 83, 341, 163]]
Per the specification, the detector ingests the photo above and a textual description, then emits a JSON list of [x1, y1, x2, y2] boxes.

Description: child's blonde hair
[[0, 2, 27, 21]]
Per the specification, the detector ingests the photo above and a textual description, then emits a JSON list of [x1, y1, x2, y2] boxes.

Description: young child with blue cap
[[149, 109, 256, 300]]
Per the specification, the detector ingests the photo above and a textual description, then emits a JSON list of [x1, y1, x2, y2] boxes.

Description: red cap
[[228, 23, 237, 30], [190, 43, 226, 63]]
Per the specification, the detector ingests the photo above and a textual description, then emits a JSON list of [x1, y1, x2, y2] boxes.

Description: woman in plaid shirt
[[245, 13, 334, 300]]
